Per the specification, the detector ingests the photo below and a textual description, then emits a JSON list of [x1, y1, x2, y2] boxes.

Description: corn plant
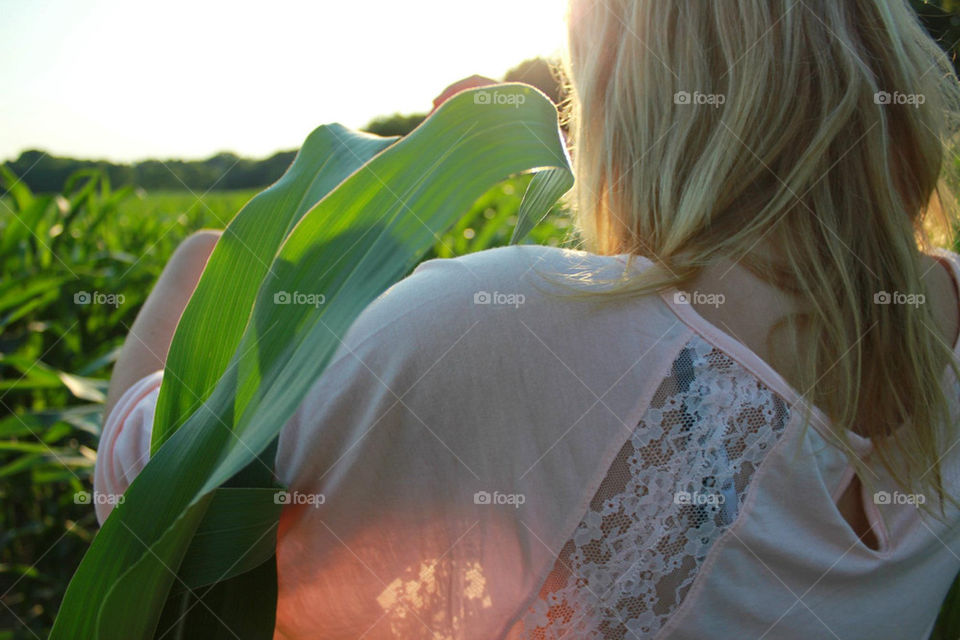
[[49, 83, 573, 638], [0, 158, 256, 635]]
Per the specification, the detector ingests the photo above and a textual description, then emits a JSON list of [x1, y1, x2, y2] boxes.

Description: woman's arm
[[102, 229, 221, 424]]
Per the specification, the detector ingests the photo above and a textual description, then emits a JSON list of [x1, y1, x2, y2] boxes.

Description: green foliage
[[2, 149, 297, 195], [932, 572, 960, 640], [362, 112, 428, 137], [910, 0, 960, 74], [0, 168, 262, 637], [49, 83, 571, 638]]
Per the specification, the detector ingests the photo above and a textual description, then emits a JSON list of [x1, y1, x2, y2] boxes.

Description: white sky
[[0, 0, 568, 162]]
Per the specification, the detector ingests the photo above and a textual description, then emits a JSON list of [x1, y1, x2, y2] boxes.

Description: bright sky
[[0, 0, 568, 162]]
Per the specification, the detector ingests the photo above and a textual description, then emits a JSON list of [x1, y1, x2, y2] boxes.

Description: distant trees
[[363, 113, 428, 137], [2, 56, 569, 195], [504, 57, 564, 106], [2, 149, 300, 194]]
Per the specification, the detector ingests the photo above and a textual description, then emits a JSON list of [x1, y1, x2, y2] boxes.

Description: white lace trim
[[520, 335, 790, 638]]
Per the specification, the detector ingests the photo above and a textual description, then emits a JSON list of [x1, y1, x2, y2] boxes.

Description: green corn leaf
[[0, 273, 69, 318], [0, 187, 53, 260], [0, 163, 34, 211], [172, 487, 283, 590], [511, 166, 573, 244], [57, 372, 108, 403], [51, 83, 572, 638], [932, 573, 960, 640], [151, 125, 397, 451], [53, 169, 102, 250], [86, 184, 136, 237], [154, 553, 278, 639]]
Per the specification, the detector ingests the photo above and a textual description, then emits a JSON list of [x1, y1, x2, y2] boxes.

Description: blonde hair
[[563, 0, 960, 515]]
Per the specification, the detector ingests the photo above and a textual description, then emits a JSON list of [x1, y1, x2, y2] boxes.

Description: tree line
[[2, 58, 563, 195]]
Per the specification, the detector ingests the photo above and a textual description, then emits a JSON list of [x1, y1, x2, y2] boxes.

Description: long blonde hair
[[563, 0, 960, 514]]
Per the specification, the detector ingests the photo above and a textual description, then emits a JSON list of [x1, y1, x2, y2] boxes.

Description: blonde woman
[[96, 0, 960, 637]]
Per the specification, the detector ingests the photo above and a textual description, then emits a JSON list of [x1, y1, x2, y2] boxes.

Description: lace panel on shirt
[[519, 335, 790, 639]]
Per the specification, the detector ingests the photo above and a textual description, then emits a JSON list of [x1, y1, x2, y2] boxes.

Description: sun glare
[[0, 0, 568, 162]]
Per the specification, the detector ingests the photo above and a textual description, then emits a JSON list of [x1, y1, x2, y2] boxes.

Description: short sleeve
[[93, 370, 163, 524]]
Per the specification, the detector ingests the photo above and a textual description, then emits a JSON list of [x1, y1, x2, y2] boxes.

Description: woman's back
[[267, 244, 960, 638]]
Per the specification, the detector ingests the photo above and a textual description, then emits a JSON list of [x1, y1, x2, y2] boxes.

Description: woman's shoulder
[[415, 243, 644, 283], [280, 245, 688, 491], [334, 245, 660, 357]]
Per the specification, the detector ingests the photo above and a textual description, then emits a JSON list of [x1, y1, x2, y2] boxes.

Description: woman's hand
[[430, 75, 498, 114]]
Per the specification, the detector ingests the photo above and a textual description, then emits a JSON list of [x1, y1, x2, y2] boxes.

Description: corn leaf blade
[[52, 84, 571, 638]]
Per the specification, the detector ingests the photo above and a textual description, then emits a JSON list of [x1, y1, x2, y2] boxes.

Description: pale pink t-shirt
[[94, 245, 960, 639]]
